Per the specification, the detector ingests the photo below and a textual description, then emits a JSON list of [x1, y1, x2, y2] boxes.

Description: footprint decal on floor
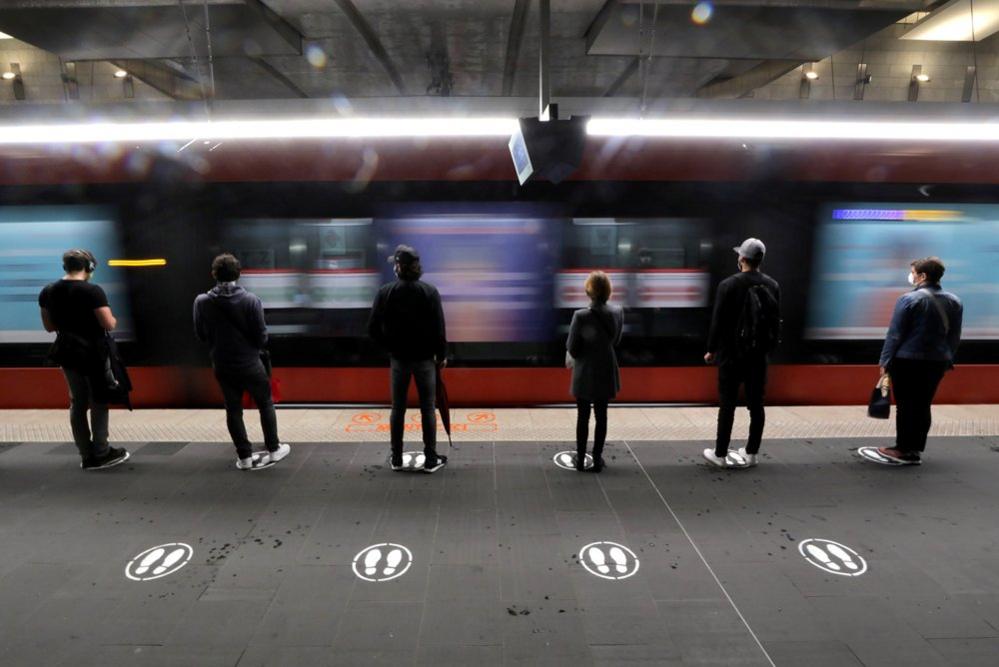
[[579, 541, 640, 580], [798, 538, 867, 577], [400, 451, 426, 471], [352, 543, 413, 582], [553, 451, 593, 471], [125, 543, 194, 581]]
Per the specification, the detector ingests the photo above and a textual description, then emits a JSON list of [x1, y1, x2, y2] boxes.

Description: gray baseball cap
[[733, 238, 766, 261]]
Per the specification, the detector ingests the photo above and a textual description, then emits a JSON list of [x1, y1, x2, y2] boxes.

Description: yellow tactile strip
[[1, 405, 998, 443]]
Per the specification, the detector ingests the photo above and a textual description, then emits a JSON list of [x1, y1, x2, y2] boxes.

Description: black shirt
[[368, 279, 447, 362], [38, 279, 109, 341], [706, 270, 781, 364]]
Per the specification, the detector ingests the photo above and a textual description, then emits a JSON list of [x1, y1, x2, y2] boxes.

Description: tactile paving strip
[[1, 406, 998, 443]]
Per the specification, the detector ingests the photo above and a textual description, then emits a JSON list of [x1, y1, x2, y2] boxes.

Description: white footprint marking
[[152, 548, 187, 575], [559, 453, 574, 467], [364, 548, 382, 576], [826, 544, 858, 570], [588, 546, 610, 574], [806, 544, 841, 571], [134, 548, 165, 576], [414, 454, 425, 468], [384, 548, 403, 576], [402, 453, 413, 466], [609, 546, 629, 574]]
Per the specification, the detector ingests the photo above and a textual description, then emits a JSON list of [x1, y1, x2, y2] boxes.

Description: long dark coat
[[567, 302, 624, 401]]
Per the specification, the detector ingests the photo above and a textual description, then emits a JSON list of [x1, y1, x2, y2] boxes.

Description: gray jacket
[[567, 303, 624, 401]]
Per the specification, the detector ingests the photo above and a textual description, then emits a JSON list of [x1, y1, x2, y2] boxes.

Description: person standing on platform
[[194, 253, 290, 471], [866, 257, 962, 466], [703, 238, 781, 469], [566, 271, 624, 473], [39, 249, 130, 470], [368, 245, 448, 473]]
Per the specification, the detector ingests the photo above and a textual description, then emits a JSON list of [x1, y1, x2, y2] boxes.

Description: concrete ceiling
[[0, 0, 940, 103]]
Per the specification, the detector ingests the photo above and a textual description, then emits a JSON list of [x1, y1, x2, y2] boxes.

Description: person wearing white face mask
[[870, 257, 963, 466]]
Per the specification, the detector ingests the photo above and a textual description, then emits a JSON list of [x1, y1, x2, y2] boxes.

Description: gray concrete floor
[[1, 435, 998, 665]]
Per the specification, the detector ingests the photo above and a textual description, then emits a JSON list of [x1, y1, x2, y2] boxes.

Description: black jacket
[[368, 278, 447, 362], [706, 270, 781, 364], [193, 283, 268, 371]]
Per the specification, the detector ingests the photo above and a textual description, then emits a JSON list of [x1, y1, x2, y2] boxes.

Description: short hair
[[211, 253, 241, 282], [585, 271, 612, 304], [911, 256, 945, 284], [63, 249, 96, 273], [397, 258, 423, 281], [741, 254, 762, 269]]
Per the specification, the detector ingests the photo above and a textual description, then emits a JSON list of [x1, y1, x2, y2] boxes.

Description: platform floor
[[1, 408, 998, 665]]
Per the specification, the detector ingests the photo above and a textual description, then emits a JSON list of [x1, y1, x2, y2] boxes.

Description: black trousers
[[389, 358, 437, 462], [890, 358, 947, 454], [576, 400, 609, 461], [715, 356, 767, 457], [215, 361, 280, 460]]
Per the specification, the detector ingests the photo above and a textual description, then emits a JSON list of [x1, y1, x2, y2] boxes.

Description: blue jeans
[[390, 358, 437, 462]]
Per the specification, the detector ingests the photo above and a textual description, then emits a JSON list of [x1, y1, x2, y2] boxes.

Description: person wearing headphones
[[38, 249, 129, 470]]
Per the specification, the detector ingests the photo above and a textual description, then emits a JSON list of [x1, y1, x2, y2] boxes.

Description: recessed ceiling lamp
[[915, 73, 931, 82], [804, 70, 820, 80], [0, 32, 12, 40], [902, 0, 999, 41], [113, 69, 128, 78], [1, 71, 15, 80]]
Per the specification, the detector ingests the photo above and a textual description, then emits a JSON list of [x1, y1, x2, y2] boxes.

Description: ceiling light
[[114, 69, 128, 78], [586, 117, 999, 142], [0, 118, 520, 145], [804, 70, 819, 80], [902, 0, 999, 41], [0, 32, 12, 40], [915, 73, 931, 82], [1, 71, 15, 81]]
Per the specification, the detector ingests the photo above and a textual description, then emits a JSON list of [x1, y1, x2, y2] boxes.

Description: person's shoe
[[589, 457, 605, 473], [423, 455, 448, 473], [390, 455, 405, 471], [735, 447, 758, 467], [876, 447, 921, 465], [82, 446, 130, 470], [236, 452, 275, 471], [260, 443, 291, 464], [702, 448, 749, 469], [574, 453, 587, 472]]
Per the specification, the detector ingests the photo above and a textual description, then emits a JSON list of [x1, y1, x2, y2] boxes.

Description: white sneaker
[[260, 443, 291, 464], [735, 447, 758, 467], [236, 453, 274, 471], [702, 448, 749, 469]]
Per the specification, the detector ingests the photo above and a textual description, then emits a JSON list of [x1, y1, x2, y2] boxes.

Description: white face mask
[[907, 272, 915, 286]]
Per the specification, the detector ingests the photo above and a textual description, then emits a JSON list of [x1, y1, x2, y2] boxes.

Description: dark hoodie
[[193, 282, 268, 371]]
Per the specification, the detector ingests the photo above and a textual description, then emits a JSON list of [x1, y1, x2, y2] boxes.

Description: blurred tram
[[0, 136, 997, 406]]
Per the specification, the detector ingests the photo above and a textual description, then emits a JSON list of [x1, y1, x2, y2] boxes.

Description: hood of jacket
[[208, 282, 246, 299]]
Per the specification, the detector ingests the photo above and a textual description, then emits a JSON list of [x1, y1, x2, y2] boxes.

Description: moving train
[[0, 135, 996, 406]]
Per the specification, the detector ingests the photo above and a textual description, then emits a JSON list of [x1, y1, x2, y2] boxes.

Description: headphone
[[63, 249, 97, 274]]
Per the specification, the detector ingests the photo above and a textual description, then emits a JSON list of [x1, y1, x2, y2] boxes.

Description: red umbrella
[[436, 365, 452, 449]]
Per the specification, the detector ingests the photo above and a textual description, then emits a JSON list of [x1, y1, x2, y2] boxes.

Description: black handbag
[[867, 375, 891, 419]]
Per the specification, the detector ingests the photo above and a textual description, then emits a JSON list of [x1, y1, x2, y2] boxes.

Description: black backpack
[[735, 284, 780, 356]]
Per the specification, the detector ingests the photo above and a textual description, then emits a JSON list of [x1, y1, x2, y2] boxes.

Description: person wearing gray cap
[[702, 238, 781, 469], [367, 245, 449, 473]]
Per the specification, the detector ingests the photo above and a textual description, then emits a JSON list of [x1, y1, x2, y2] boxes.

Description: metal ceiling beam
[[603, 56, 639, 97], [244, 0, 301, 54], [502, 0, 530, 97], [333, 0, 405, 96], [109, 59, 204, 100], [248, 57, 309, 99], [696, 60, 800, 99], [584, 0, 618, 53]]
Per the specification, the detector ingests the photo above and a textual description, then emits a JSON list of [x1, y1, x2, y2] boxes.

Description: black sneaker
[[589, 457, 605, 473], [390, 455, 405, 471], [423, 455, 448, 473], [81, 446, 130, 471]]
